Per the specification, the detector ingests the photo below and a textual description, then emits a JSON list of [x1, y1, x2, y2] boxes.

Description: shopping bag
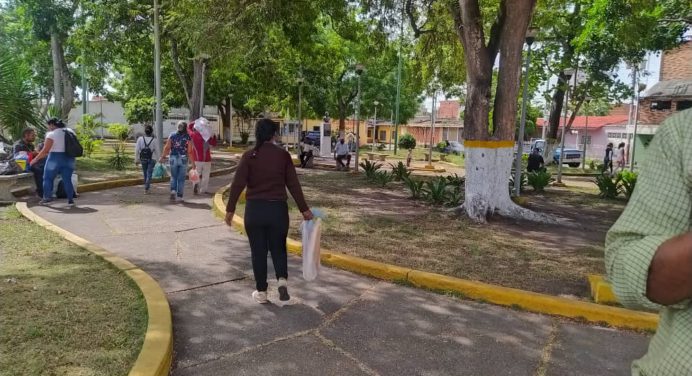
[[188, 168, 200, 183], [152, 162, 167, 179], [193, 117, 213, 141], [302, 218, 322, 281]]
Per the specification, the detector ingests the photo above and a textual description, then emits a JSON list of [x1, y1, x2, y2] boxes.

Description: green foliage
[[0, 54, 42, 141], [240, 131, 250, 145], [389, 161, 411, 181], [360, 160, 382, 180], [124, 96, 169, 125], [595, 173, 622, 199], [377, 143, 387, 151], [398, 134, 416, 150], [424, 177, 449, 205], [403, 176, 425, 199], [617, 170, 638, 199], [527, 170, 553, 192], [107, 143, 132, 171], [75, 115, 103, 159], [108, 123, 131, 141], [509, 173, 528, 194], [445, 173, 465, 186], [372, 170, 395, 187], [436, 141, 447, 153], [589, 160, 596, 170], [445, 185, 463, 207]]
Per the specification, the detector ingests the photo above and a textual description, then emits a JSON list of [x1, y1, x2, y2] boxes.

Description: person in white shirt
[[334, 138, 351, 171], [612, 142, 626, 175], [135, 125, 161, 194], [30, 118, 77, 206]]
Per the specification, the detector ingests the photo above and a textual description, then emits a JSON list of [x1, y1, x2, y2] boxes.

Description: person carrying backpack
[[30, 118, 79, 207], [135, 125, 161, 194]]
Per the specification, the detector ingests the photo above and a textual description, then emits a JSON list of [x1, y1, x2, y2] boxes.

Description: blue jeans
[[141, 159, 155, 190], [169, 154, 187, 197], [43, 152, 75, 201]]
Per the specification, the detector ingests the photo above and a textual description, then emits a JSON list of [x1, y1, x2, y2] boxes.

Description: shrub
[[403, 177, 425, 199], [240, 131, 250, 144], [76, 115, 103, 158], [436, 141, 447, 153], [617, 170, 638, 199], [107, 143, 132, 171], [377, 143, 386, 151], [445, 185, 463, 207], [445, 173, 464, 186], [398, 133, 416, 150], [373, 170, 395, 187], [108, 123, 131, 141], [589, 160, 596, 170], [527, 170, 553, 192], [424, 177, 449, 205], [389, 161, 411, 181], [509, 173, 527, 194], [595, 173, 621, 199], [360, 159, 382, 180]]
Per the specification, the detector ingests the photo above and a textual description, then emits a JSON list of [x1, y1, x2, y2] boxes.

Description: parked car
[[446, 141, 464, 155], [553, 148, 583, 168]]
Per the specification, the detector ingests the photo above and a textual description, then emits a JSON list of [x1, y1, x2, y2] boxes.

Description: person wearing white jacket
[[135, 125, 161, 194]]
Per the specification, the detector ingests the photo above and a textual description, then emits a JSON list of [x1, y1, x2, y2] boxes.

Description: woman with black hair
[[135, 125, 161, 194], [30, 118, 77, 206], [225, 119, 314, 304], [160, 121, 194, 202]]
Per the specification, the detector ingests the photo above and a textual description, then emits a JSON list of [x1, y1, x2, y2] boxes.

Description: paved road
[[29, 175, 649, 376]]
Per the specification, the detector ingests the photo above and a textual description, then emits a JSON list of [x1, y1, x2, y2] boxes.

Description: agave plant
[[389, 161, 411, 181], [360, 159, 382, 180], [424, 177, 449, 205], [403, 176, 425, 199], [0, 55, 42, 141]]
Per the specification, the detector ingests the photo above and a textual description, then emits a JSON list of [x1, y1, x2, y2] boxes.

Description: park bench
[[0, 172, 35, 202], [366, 152, 387, 162]]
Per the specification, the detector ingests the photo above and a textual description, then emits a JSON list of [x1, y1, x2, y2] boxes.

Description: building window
[[607, 132, 622, 138], [367, 129, 373, 138], [580, 135, 592, 145], [677, 101, 692, 111], [650, 101, 672, 110], [442, 127, 449, 140], [379, 130, 387, 141]]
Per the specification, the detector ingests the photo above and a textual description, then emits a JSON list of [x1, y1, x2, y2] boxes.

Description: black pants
[[244, 200, 289, 292], [336, 154, 351, 168], [31, 164, 44, 197], [299, 151, 313, 168]]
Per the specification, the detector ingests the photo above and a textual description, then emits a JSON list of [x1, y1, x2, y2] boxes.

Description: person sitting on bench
[[299, 139, 316, 168], [334, 138, 351, 171], [13, 127, 44, 198]]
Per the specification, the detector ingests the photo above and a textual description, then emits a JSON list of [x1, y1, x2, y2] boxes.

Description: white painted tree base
[[461, 146, 557, 224]]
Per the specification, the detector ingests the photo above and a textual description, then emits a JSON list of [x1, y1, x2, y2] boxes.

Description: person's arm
[[208, 135, 217, 147], [284, 152, 312, 219], [187, 139, 196, 168], [134, 137, 142, 164], [159, 138, 171, 162], [605, 114, 692, 310], [225, 153, 250, 225], [30, 138, 53, 165]]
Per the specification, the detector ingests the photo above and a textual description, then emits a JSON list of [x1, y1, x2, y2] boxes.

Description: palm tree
[[0, 54, 43, 142]]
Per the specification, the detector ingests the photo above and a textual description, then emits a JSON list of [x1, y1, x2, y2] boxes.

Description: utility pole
[[513, 29, 536, 197], [199, 62, 206, 117], [556, 69, 574, 184], [372, 101, 379, 152], [582, 97, 591, 169], [153, 0, 163, 151], [427, 91, 436, 167], [393, 2, 404, 155], [354, 64, 364, 173]]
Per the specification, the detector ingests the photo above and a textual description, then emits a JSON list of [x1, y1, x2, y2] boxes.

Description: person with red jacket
[[188, 122, 217, 194]]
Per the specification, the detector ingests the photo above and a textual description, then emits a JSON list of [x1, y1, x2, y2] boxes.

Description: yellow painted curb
[[463, 140, 516, 149], [212, 186, 659, 331], [588, 274, 619, 304], [15, 203, 173, 376]]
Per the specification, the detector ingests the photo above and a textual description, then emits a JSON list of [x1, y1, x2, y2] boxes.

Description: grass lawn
[[357, 148, 464, 167], [226, 170, 624, 299], [0, 206, 147, 375]]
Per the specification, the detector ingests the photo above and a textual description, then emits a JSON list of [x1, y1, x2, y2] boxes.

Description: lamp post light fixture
[[513, 27, 537, 197], [556, 68, 575, 184], [354, 64, 365, 173], [372, 100, 380, 152]]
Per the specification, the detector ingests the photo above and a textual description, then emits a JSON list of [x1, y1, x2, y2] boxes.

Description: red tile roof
[[536, 115, 628, 129]]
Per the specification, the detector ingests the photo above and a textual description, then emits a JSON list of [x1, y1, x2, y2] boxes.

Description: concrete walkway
[[29, 175, 650, 375]]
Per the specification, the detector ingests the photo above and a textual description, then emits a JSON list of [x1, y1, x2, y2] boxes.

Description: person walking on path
[[160, 121, 194, 202], [606, 109, 692, 375], [14, 127, 44, 198], [612, 142, 626, 175], [30, 118, 76, 206], [135, 125, 160, 194], [603, 142, 613, 175], [225, 119, 314, 304], [189, 122, 217, 195]]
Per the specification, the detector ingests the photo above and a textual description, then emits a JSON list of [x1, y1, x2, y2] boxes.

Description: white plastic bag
[[193, 117, 213, 141], [301, 218, 322, 281]]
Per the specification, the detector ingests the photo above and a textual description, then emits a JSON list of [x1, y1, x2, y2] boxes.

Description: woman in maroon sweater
[[225, 119, 314, 303]]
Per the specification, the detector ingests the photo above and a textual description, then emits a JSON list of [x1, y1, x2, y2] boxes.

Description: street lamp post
[[354, 64, 364, 173], [153, 0, 163, 151], [372, 100, 379, 152], [427, 91, 436, 168], [556, 68, 574, 184], [297, 74, 305, 136], [581, 96, 591, 169], [513, 28, 536, 197], [229, 94, 233, 147]]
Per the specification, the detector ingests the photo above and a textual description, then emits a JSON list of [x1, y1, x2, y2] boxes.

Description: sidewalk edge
[[15, 202, 173, 376], [213, 186, 658, 331]]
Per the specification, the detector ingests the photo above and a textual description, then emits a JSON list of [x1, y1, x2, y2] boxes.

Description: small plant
[[398, 133, 416, 151], [445, 185, 463, 207], [373, 170, 395, 187], [424, 177, 449, 205], [360, 159, 382, 180], [377, 143, 387, 151], [445, 173, 464, 186], [108, 123, 131, 141], [403, 177, 425, 199], [509, 173, 527, 194], [76, 115, 103, 158], [389, 161, 411, 181], [107, 143, 132, 171], [240, 131, 250, 144], [617, 170, 638, 199], [527, 170, 553, 192], [589, 160, 596, 171], [595, 173, 621, 199], [436, 141, 447, 153]]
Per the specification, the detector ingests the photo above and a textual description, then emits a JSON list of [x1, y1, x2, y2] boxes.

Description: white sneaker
[[278, 278, 290, 301], [252, 290, 268, 304], [175, 196, 184, 203]]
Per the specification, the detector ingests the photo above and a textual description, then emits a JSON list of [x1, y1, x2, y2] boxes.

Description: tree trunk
[[50, 32, 63, 116], [60, 50, 74, 120], [170, 39, 192, 109], [189, 59, 205, 120], [547, 72, 567, 140], [217, 96, 232, 143]]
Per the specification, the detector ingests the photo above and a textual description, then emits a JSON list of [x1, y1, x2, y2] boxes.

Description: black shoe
[[278, 278, 290, 301]]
